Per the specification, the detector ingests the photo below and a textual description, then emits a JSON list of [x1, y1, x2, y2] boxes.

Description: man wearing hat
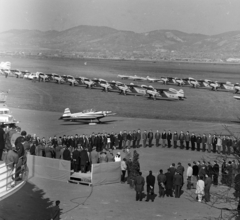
[[99, 149, 108, 163]]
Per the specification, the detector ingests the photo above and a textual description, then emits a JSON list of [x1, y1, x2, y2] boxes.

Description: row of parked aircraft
[[118, 74, 240, 94], [0, 67, 186, 101]]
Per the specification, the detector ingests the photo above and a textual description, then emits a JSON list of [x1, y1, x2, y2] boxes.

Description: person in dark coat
[[147, 129, 153, 147], [15, 134, 26, 181], [0, 126, 5, 160], [62, 147, 71, 161], [213, 161, 219, 185], [80, 147, 89, 173], [196, 134, 202, 151], [176, 162, 185, 187], [72, 146, 81, 172], [165, 169, 173, 197], [118, 131, 123, 149], [173, 172, 183, 198], [204, 174, 212, 202], [134, 172, 145, 201], [192, 161, 199, 188], [145, 170, 155, 201], [191, 133, 196, 151], [157, 169, 166, 198], [51, 200, 60, 220], [167, 130, 172, 148], [212, 135, 218, 153]]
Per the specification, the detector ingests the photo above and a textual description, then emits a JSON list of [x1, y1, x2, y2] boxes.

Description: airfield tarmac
[[0, 58, 239, 219]]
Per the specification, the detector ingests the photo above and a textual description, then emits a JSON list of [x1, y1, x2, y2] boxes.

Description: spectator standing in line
[[216, 135, 222, 154], [179, 131, 185, 149], [63, 147, 71, 161], [136, 129, 141, 148], [202, 134, 207, 152], [155, 130, 161, 147], [207, 133, 212, 153], [157, 169, 166, 198], [185, 131, 190, 150], [196, 176, 205, 202], [135, 172, 145, 201], [132, 130, 137, 148], [204, 174, 212, 202], [213, 161, 219, 186], [167, 130, 172, 148], [72, 146, 81, 172], [127, 131, 132, 148], [113, 134, 119, 150], [192, 161, 199, 188], [121, 158, 127, 183], [173, 172, 182, 198], [122, 130, 128, 151], [212, 134, 217, 153], [148, 129, 153, 147], [186, 163, 193, 190], [196, 134, 202, 152], [146, 170, 156, 202], [165, 169, 173, 197], [142, 130, 147, 148], [222, 135, 227, 154], [90, 146, 99, 164], [191, 133, 196, 151], [80, 147, 89, 173], [118, 131, 123, 150], [173, 131, 178, 149], [161, 130, 167, 148], [226, 136, 232, 155]]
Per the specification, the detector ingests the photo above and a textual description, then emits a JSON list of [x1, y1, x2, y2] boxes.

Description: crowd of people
[[1, 125, 240, 204]]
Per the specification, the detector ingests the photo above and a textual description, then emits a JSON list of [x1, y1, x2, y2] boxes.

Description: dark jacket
[[192, 165, 199, 176], [135, 175, 145, 192], [146, 174, 155, 186], [80, 149, 89, 165], [173, 173, 182, 186], [0, 127, 5, 150], [63, 148, 71, 161], [165, 172, 173, 189]]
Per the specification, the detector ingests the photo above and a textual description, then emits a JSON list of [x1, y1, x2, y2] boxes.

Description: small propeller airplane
[[141, 85, 186, 100], [146, 76, 163, 83], [59, 108, 116, 123]]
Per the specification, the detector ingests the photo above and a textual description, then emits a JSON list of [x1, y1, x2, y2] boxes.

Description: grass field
[[0, 57, 239, 123]]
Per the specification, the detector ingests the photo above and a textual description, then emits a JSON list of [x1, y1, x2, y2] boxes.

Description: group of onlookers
[[133, 158, 240, 203], [3, 126, 239, 156]]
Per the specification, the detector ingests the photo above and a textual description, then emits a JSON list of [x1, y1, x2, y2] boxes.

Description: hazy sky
[[0, 0, 240, 35]]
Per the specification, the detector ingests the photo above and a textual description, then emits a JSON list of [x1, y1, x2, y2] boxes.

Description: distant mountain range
[[0, 25, 240, 58]]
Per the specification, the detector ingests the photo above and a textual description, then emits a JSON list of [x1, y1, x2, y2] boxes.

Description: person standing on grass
[[146, 170, 156, 201], [127, 131, 132, 148], [196, 176, 205, 202], [135, 172, 145, 201], [191, 133, 196, 151], [51, 200, 60, 220], [204, 174, 212, 202], [165, 169, 173, 197], [157, 169, 166, 198], [207, 133, 212, 153], [121, 158, 127, 183], [161, 130, 167, 148], [173, 131, 178, 149], [212, 134, 217, 153], [148, 129, 153, 147], [213, 160, 219, 186], [185, 131, 190, 150], [173, 172, 182, 198], [136, 129, 141, 148], [216, 135, 222, 154], [186, 163, 193, 190], [196, 134, 202, 151], [155, 130, 161, 147], [192, 161, 199, 188], [202, 134, 207, 152], [142, 130, 147, 148], [179, 131, 185, 149], [167, 130, 172, 148]]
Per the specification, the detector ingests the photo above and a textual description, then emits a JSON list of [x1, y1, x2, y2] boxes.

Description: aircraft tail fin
[[63, 108, 71, 115]]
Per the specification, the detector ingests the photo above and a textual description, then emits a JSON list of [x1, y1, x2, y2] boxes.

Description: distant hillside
[[1, 25, 240, 58]]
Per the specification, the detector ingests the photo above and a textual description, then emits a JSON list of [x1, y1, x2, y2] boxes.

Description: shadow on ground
[[0, 182, 55, 220]]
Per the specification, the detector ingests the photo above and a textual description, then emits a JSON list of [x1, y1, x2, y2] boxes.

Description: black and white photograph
[[1, 0, 240, 219]]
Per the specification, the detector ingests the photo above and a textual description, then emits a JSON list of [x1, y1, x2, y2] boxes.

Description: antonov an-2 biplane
[[59, 108, 116, 123]]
